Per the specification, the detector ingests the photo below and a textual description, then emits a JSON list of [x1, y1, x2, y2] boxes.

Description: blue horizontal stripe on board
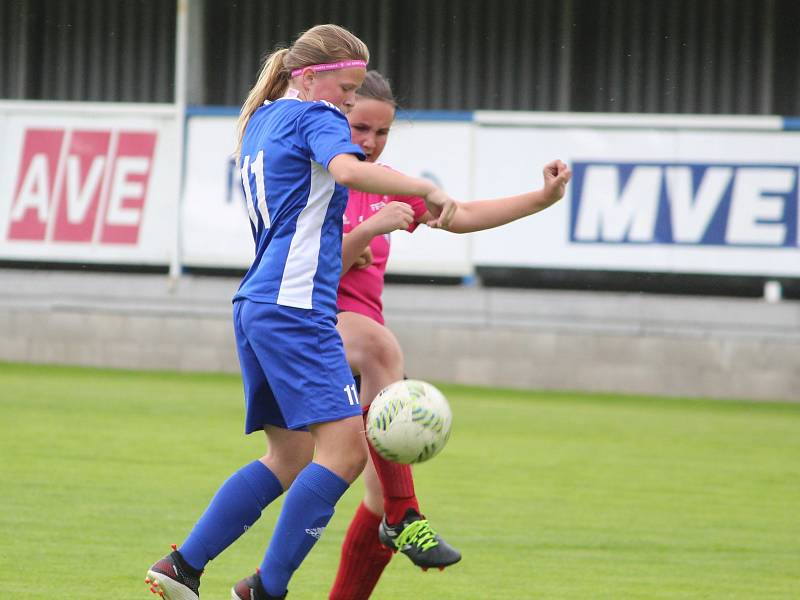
[[783, 117, 800, 130], [186, 105, 240, 117], [186, 106, 475, 122], [396, 110, 474, 121]]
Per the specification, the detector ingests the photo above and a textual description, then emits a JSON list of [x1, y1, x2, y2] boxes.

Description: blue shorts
[[233, 299, 361, 433]]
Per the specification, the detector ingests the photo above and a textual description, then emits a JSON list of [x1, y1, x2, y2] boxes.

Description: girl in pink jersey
[[329, 71, 571, 600]]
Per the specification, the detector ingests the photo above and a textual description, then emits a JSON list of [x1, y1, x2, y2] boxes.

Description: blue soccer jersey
[[234, 98, 365, 314]]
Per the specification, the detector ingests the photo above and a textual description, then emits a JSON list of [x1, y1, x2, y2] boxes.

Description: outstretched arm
[[329, 154, 457, 229], [418, 160, 572, 234]]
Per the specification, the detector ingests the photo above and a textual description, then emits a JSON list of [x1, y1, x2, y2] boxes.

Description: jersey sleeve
[[391, 194, 428, 233], [297, 102, 366, 168]]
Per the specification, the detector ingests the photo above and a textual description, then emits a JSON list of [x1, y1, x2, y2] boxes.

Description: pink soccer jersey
[[337, 186, 428, 324]]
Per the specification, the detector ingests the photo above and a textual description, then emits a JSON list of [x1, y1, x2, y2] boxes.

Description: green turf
[[1, 362, 798, 599]]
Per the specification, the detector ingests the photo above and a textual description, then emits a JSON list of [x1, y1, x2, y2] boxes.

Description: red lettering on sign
[[101, 132, 157, 245], [52, 130, 111, 243], [7, 128, 157, 246], [8, 129, 65, 240]]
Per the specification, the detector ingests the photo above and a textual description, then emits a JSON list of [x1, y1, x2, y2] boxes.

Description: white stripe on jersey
[[276, 161, 335, 309], [251, 150, 270, 228]]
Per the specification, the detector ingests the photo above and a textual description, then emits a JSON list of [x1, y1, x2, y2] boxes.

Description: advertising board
[[0, 102, 179, 265], [471, 114, 800, 277]]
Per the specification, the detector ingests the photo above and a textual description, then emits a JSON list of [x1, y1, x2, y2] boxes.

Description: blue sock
[[179, 460, 283, 571], [260, 463, 349, 596]]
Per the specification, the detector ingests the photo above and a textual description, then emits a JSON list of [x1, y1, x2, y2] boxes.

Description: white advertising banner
[[377, 118, 472, 276], [471, 118, 800, 277], [181, 114, 475, 276], [22, 105, 790, 278], [0, 102, 179, 265], [181, 115, 253, 269]]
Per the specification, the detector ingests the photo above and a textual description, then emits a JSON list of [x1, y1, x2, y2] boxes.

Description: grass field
[[1, 362, 798, 599]]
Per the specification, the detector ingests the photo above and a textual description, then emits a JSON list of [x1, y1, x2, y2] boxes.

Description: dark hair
[[356, 70, 396, 107]]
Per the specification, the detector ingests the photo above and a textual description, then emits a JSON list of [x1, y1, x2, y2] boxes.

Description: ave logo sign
[[570, 162, 798, 247], [7, 128, 157, 245]]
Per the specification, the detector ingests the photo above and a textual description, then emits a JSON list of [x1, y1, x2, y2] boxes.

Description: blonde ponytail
[[235, 25, 370, 162], [235, 48, 290, 161]]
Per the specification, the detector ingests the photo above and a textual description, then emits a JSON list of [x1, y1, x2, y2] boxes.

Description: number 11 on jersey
[[240, 150, 270, 228]]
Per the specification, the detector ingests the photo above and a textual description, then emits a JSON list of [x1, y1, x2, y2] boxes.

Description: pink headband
[[290, 60, 367, 78]]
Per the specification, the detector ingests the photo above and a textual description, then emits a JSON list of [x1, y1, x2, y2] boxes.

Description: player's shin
[[260, 462, 350, 597], [178, 460, 283, 570], [367, 441, 419, 523]]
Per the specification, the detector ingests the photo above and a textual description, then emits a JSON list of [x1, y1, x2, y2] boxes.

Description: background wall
[[0, 0, 176, 102], [3, 0, 800, 115], [1, 269, 797, 402]]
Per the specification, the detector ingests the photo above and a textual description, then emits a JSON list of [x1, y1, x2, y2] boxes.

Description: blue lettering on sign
[[570, 162, 799, 247], [226, 157, 245, 205]]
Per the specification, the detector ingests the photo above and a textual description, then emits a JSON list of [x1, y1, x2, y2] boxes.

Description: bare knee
[[354, 327, 404, 378], [338, 312, 404, 380], [338, 443, 369, 484], [312, 416, 369, 484], [322, 433, 368, 483], [266, 445, 312, 482], [261, 428, 315, 489]]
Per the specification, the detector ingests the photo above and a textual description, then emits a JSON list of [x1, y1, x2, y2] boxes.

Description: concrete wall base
[[1, 270, 798, 402]]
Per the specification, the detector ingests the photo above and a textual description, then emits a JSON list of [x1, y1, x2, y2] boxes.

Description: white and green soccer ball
[[366, 379, 453, 464]]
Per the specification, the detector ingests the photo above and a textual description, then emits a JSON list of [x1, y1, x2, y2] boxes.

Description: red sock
[[362, 409, 420, 524], [329, 502, 393, 600], [368, 442, 420, 524]]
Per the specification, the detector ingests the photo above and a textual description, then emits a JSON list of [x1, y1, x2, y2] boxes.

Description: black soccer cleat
[[231, 572, 287, 600], [378, 508, 462, 570], [145, 544, 202, 599]]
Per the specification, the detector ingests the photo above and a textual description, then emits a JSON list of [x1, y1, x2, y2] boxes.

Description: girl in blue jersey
[[145, 24, 455, 600]]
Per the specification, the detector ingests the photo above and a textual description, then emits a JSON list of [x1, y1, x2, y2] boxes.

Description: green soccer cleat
[[378, 509, 462, 570]]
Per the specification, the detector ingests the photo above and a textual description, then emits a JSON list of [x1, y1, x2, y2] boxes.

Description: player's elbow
[[328, 155, 361, 188], [336, 169, 359, 189]]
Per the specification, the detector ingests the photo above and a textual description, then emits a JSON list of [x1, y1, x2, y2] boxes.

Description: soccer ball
[[366, 379, 453, 464]]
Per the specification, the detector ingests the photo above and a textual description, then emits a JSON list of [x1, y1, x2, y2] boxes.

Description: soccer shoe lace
[[378, 509, 462, 570], [145, 545, 202, 600], [395, 519, 439, 552]]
